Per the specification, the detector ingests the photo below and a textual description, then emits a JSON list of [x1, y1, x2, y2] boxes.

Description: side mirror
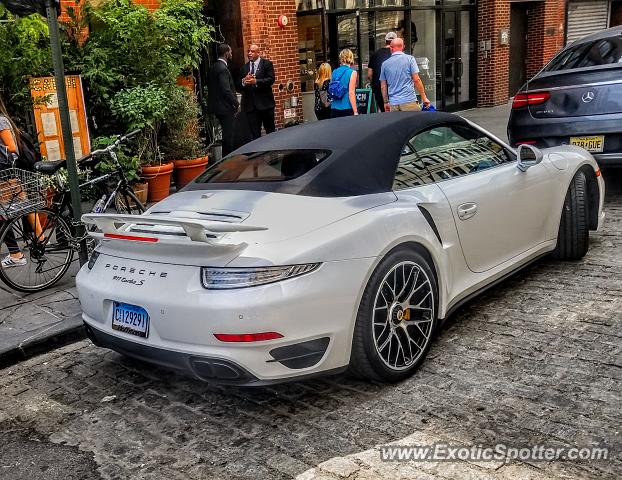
[[517, 144, 543, 172]]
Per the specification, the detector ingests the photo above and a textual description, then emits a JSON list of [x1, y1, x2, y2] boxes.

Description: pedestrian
[[330, 49, 358, 118], [314, 63, 332, 121], [239, 44, 276, 140], [367, 32, 396, 113], [380, 38, 431, 112], [0, 97, 26, 269], [208, 43, 240, 157]]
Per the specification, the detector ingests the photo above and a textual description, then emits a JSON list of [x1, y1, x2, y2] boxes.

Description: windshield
[[195, 149, 330, 184]]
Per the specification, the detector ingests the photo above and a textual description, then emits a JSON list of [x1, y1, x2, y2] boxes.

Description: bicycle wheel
[[114, 189, 145, 215], [0, 209, 74, 293]]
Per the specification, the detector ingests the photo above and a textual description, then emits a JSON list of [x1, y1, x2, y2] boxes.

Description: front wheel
[[349, 247, 438, 382], [0, 209, 74, 293]]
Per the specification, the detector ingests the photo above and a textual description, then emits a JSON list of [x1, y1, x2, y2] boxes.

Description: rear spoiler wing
[[82, 213, 267, 247]]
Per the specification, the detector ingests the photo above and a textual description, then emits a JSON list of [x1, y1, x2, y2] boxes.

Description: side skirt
[[441, 251, 551, 323]]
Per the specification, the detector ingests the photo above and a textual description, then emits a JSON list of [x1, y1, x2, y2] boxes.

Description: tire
[[114, 189, 145, 215], [552, 171, 589, 260], [0, 209, 74, 293], [349, 247, 438, 382]]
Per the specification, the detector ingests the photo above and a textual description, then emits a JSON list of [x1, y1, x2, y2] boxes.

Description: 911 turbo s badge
[[112, 276, 146, 286]]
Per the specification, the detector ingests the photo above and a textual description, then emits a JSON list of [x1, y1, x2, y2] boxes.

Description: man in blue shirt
[[379, 38, 431, 112]]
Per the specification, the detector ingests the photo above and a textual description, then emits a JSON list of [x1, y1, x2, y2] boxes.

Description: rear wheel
[[552, 171, 589, 260], [0, 209, 74, 293], [349, 247, 438, 382], [114, 189, 145, 215]]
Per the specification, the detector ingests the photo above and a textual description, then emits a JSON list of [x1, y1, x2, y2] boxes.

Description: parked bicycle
[[0, 130, 145, 293]]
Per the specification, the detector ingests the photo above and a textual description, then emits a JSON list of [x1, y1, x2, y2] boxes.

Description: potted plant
[[111, 84, 175, 202], [161, 88, 209, 190]]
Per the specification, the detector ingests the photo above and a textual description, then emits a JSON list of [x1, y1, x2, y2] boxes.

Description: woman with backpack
[[314, 63, 332, 121], [330, 49, 359, 118]]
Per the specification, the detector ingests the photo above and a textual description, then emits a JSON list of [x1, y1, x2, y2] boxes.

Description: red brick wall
[[478, 0, 566, 107], [477, 0, 511, 107], [133, 0, 160, 12], [239, 0, 303, 128]]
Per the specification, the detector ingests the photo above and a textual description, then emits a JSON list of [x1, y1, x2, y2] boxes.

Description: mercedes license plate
[[112, 302, 150, 338], [570, 135, 604, 153]]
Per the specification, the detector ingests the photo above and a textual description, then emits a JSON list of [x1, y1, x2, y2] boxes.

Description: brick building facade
[[57, 0, 615, 120], [238, 0, 304, 127], [477, 0, 566, 107]]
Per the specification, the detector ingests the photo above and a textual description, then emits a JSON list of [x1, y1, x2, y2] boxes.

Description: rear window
[[195, 150, 330, 184], [544, 36, 622, 72]]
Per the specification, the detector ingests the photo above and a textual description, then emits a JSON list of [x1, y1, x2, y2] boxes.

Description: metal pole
[[44, 0, 88, 265]]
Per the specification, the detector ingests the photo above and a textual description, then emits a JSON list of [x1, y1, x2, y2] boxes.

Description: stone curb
[[0, 314, 85, 369]]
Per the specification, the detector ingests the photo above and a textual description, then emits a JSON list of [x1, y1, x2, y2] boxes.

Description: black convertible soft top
[[187, 111, 467, 197]]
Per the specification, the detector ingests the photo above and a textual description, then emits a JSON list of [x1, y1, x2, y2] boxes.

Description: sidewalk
[[457, 101, 512, 142], [0, 262, 84, 368]]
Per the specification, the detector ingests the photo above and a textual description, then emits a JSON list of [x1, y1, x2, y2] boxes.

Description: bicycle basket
[[0, 167, 46, 219]]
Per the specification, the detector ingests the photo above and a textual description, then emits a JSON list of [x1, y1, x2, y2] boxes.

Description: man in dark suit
[[239, 44, 276, 140], [208, 44, 239, 156]]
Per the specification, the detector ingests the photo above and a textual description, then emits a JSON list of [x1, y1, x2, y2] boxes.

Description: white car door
[[406, 124, 553, 273]]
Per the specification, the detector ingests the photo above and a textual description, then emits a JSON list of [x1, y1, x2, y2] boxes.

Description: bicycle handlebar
[[81, 129, 142, 161]]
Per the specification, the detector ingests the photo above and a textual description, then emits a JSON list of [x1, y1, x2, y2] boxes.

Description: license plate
[[112, 302, 150, 338], [570, 135, 604, 153]]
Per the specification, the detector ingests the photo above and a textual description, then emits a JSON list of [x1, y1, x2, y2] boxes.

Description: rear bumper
[[84, 322, 341, 385], [508, 110, 622, 165]]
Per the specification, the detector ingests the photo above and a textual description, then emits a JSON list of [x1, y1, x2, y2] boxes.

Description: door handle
[[457, 202, 477, 220]]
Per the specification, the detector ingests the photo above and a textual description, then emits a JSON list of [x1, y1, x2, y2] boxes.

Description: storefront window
[[374, 11, 405, 51], [444, 0, 475, 5], [297, 0, 325, 11], [298, 15, 326, 93], [331, 0, 370, 9], [374, 0, 407, 6], [411, 10, 438, 106], [410, 0, 438, 6], [297, 0, 475, 115]]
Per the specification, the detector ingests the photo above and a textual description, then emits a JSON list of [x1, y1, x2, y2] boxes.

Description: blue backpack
[[328, 68, 349, 100]]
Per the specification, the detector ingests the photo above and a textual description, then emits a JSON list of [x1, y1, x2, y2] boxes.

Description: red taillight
[[512, 91, 550, 109], [103, 233, 159, 242], [515, 140, 537, 146], [214, 332, 283, 342]]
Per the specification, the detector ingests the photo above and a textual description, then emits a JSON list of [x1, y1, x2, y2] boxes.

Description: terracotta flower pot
[[132, 182, 149, 205], [141, 162, 174, 203], [172, 156, 209, 189]]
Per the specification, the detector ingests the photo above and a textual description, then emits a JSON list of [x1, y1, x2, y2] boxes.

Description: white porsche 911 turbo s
[[76, 112, 605, 385]]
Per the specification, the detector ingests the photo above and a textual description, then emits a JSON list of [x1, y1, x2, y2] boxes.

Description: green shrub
[[0, 6, 51, 125]]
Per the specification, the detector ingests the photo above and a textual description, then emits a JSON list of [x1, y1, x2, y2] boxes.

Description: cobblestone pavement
[[0, 179, 620, 480]]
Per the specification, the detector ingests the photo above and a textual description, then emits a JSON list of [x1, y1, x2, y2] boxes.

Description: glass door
[[442, 9, 476, 111], [328, 11, 364, 86]]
